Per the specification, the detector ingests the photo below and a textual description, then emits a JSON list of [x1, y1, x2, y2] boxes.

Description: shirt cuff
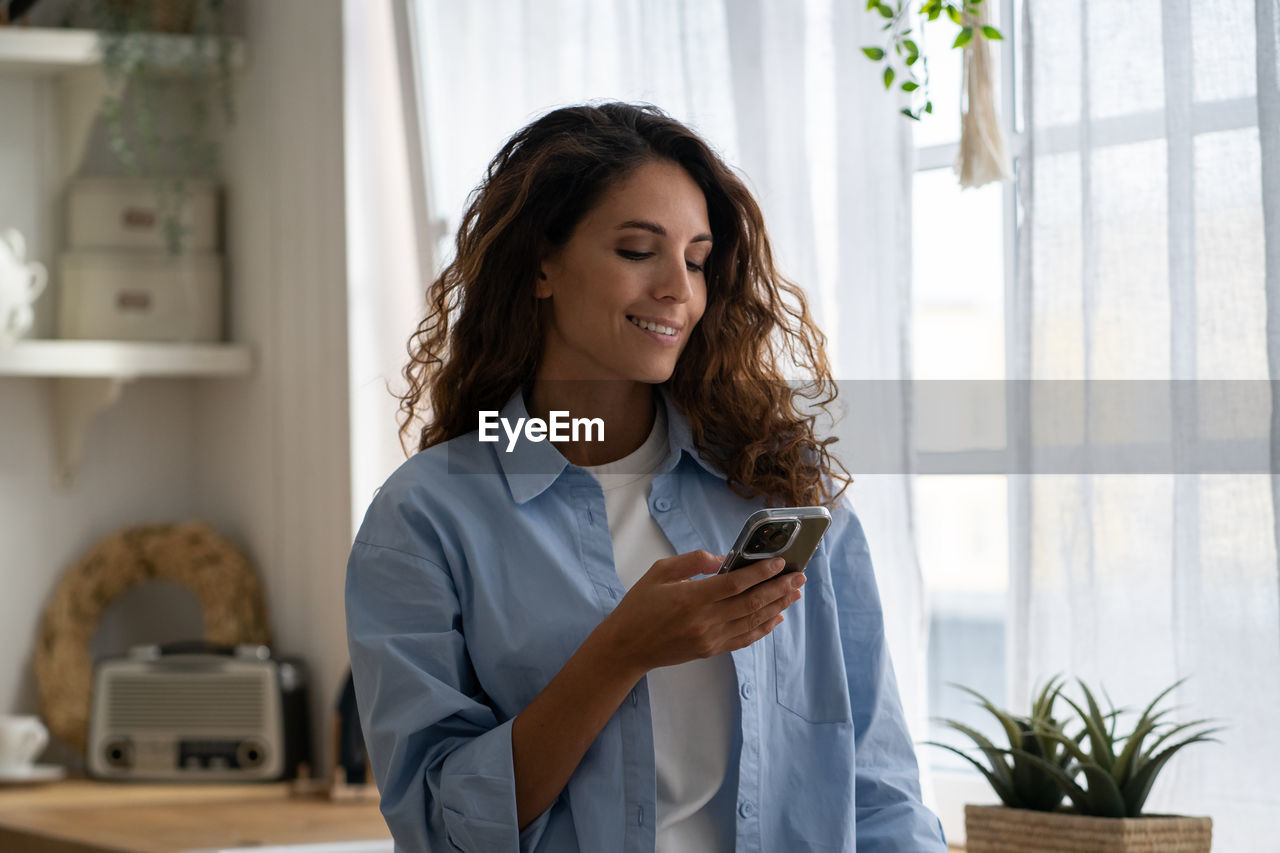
[[437, 716, 555, 852]]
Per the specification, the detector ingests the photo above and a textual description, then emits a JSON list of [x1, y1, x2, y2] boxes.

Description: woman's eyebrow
[[616, 219, 713, 244]]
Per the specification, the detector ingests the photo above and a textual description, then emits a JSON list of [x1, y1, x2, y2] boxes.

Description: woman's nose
[[653, 257, 695, 303]]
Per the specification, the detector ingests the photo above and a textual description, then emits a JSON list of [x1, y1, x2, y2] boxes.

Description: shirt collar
[[496, 384, 728, 504]]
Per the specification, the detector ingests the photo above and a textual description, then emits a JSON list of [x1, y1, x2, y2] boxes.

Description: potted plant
[[927, 676, 1223, 852]]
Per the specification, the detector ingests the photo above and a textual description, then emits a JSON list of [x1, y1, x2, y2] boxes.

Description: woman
[[346, 102, 946, 852]]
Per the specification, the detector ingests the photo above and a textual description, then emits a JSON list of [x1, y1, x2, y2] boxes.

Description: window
[[910, 0, 1020, 834], [913, 0, 1268, 839]]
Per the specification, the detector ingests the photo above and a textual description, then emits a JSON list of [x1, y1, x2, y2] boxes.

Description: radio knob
[[236, 738, 268, 769], [104, 738, 133, 768]]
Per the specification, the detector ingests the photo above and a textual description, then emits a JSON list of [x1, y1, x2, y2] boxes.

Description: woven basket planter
[[965, 804, 1212, 853]]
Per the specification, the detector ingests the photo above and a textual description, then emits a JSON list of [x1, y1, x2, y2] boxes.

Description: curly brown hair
[[399, 102, 849, 507]]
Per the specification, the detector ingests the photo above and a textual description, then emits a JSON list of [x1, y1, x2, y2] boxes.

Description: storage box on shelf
[[61, 177, 224, 342], [68, 177, 220, 252]]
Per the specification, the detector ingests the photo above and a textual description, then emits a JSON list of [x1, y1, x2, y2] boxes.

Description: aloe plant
[[924, 676, 1081, 811], [1006, 677, 1225, 818]]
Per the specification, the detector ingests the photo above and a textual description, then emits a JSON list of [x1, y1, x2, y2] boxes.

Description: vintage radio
[[87, 643, 311, 782]]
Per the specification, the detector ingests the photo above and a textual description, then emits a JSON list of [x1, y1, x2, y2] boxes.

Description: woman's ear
[[535, 252, 557, 299]]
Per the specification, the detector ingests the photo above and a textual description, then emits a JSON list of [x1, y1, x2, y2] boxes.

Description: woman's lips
[[627, 315, 681, 346]]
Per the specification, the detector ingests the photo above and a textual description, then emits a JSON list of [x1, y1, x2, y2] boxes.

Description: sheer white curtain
[[1013, 0, 1280, 847], [344, 0, 931, 796]]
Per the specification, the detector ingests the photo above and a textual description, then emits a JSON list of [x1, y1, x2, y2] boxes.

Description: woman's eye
[[617, 249, 705, 274]]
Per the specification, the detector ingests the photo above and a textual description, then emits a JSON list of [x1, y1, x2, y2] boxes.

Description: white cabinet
[[0, 26, 249, 485]]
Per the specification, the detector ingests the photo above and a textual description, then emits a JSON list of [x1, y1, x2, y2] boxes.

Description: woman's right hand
[[597, 550, 806, 676]]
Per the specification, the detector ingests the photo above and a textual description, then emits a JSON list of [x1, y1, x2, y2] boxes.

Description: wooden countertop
[[0, 779, 391, 853], [0, 779, 971, 852]]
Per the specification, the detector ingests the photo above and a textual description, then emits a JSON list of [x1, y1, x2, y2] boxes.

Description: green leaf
[[863, 47, 886, 60], [1068, 684, 1116, 771], [902, 81, 919, 92], [906, 54, 919, 66], [933, 718, 1014, 785], [1111, 713, 1161, 787], [949, 683, 1025, 748], [884, 66, 896, 88], [923, 741, 1019, 805], [953, 26, 974, 48], [1077, 763, 1129, 817], [878, 3, 896, 18], [982, 25, 1004, 39], [1122, 729, 1223, 815], [904, 38, 920, 56], [1029, 724, 1093, 767], [946, 4, 962, 24], [1133, 678, 1187, 731], [1008, 719, 1044, 800], [1032, 675, 1066, 719], [1004, 747, 1089, 805], [925, 100, 934, 113], [901, 107, 922, 120], [1100, 684, 1123, 741], [1141, 719, 1220, 762]]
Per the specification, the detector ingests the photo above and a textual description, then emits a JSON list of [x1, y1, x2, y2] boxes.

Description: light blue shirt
[[346, 386, 947, 852]]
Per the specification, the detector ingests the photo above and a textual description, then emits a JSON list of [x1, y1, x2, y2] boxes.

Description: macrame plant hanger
[[955, 1, 1012, 188]]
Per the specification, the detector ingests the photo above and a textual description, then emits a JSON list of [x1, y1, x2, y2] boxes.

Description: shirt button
[[654, 497, 672, 512], [738, 800, 755, 819], [740, 682, 754, 700]]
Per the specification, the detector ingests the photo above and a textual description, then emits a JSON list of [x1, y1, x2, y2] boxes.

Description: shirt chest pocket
[[771, 578, 853, 724]]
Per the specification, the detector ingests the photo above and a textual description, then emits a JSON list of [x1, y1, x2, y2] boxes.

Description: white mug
[[0, 715, 49, 770], [0, 228, 48, 346]]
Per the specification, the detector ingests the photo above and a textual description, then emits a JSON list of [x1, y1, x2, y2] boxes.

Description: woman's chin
[[630, 363, 678, 384]]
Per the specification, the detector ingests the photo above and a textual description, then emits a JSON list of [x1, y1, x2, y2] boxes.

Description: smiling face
[[535, 159, 712, 385]]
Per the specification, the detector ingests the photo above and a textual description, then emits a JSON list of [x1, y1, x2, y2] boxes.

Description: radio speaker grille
[[106, 673, 267, 731]]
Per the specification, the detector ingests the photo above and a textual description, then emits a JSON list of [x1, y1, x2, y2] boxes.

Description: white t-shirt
[[581, 404, 738, 853]]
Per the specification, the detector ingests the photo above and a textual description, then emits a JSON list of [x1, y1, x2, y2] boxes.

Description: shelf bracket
[[53, 376, 127, 488]]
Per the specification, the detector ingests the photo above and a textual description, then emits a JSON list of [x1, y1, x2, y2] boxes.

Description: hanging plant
[[864, 0, 1012, 187], [87, 0, 234, 253], [862, 0, 1003, 121]]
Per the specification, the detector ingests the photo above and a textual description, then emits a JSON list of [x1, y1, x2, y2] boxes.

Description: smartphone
[[717, 506, 832, 575]]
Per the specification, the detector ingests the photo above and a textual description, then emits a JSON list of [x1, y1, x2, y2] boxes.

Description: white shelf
[[0, 339, 252, 378], [0, 26, 246, 75], [0, 340, 252, 486], [0, 25, 251, 486]]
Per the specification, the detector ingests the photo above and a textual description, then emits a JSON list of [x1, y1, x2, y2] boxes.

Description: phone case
[[717, 506, 832, 574]]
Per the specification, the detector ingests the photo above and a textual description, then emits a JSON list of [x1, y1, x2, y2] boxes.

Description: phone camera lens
[[746, 520, 798, 555]]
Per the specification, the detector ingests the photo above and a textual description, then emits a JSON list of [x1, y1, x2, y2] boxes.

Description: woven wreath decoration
[[34, 521, 271, 753]]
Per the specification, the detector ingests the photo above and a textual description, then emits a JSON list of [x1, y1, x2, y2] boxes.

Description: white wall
[[0, 0, 351, 775], [196, 0, 351, 775]]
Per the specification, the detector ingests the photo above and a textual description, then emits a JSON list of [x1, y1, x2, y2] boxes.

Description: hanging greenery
[[862, 0, 1004, 121], [87, 0, 235, 253]]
